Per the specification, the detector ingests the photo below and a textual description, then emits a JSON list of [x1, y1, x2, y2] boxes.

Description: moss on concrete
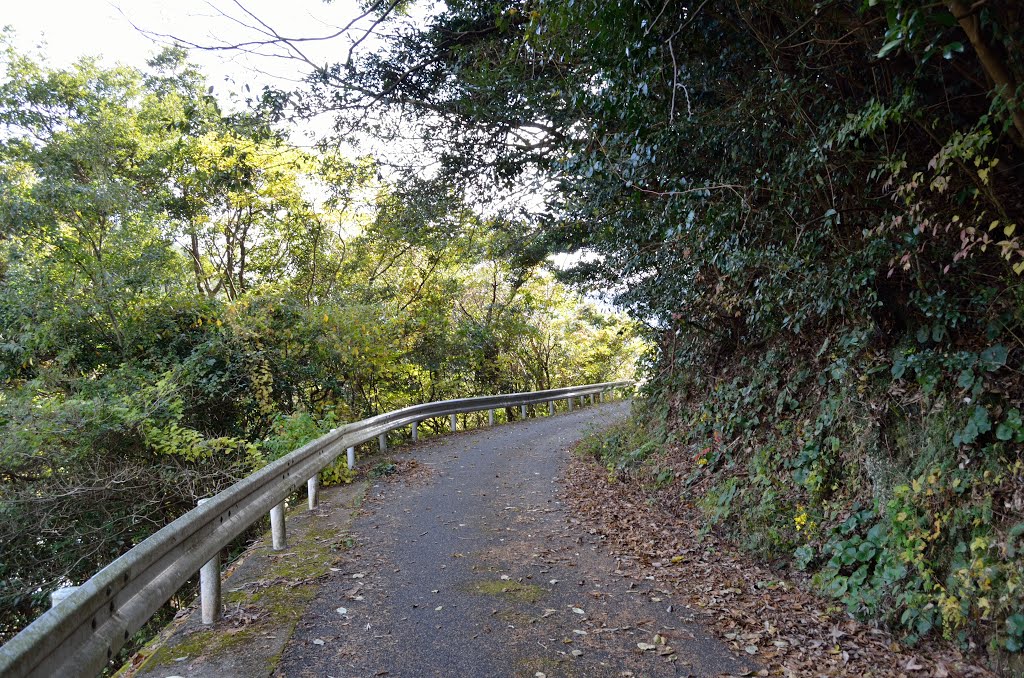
[[495, 608, 537, 626], [123, 481, 369, 677], [143, 624, 260, 668], [468, 579, 546, 604]]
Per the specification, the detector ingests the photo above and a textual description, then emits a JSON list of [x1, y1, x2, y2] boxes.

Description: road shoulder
[[119, 481, 368, 678]]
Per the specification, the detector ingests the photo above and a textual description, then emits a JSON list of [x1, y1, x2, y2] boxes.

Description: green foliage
[[369, 461, 398, 479], [312, 0, 1024, 662], [0, 39, 645, 643], [263, 412, 339, 462], [577, 416, 662, 482]]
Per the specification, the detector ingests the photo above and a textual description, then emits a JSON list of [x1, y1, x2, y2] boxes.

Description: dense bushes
[[666, 349, 1024, 660], [0, 41, 643, 641], [313, 0, 1024, 666]]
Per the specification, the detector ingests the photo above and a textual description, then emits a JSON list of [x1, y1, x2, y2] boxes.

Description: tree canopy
[[0, 37, 644, 644], [257, 0, 1024, 662], [3, 0, 1024, 665]]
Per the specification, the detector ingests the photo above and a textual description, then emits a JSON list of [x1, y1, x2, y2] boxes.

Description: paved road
[[276, 401, 750, 678]]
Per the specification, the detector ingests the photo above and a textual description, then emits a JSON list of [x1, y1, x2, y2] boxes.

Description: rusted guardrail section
[[0, 381, 631, 677]]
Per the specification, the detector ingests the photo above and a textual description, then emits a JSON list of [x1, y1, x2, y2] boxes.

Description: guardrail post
[[197, 498, 222, 624], [379, 433, 387, 452], [307, 474, 319, 510], [411, 421, 418, 442], [488, 409, 495, 426], [599, 391, 604, 403], [0, 381, 636, 674], [590, 393, 595, 405], [270, 501, 287, 551], [567, 397, 573, 412], [50, 586, 79, 609], [520, 404, 527, 419]]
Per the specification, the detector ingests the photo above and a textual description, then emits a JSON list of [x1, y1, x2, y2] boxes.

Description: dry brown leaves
[[370, 458, 434, 483], [562, 456, 993, 678]]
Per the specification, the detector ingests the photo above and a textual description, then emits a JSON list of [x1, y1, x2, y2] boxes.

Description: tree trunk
[[948, 0, 1024, 146]]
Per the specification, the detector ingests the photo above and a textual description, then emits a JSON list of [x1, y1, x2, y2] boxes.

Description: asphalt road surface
[[275, 400, 750, 678]]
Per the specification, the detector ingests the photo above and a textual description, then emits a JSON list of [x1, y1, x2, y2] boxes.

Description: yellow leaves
[[978, 168, 990, 184], [794, 505, 809, 531], [1005, 223, 1017, 237], [938, 593, 965, 630], [323, 314, 329, 323], [320, 458, 357, 486]]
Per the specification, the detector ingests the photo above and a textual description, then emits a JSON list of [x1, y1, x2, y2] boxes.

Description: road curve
[[276, 400, 750, 678]]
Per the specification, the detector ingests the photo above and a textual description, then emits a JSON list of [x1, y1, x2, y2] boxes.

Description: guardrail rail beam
[[0, 380, 631, 678]]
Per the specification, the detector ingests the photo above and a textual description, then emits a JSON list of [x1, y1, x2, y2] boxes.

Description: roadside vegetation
[[279, 0, 1022, 670], [0, 39, 643, 641], [4, 0, 1024, 672]]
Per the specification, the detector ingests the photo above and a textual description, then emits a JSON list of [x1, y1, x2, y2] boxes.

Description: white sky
[[3, 1, 598, 277], [2, 1, 366, 104]]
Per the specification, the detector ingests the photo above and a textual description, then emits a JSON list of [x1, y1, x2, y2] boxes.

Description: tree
[[244, 0, 1024, 657], [0, 34, 644, 644]]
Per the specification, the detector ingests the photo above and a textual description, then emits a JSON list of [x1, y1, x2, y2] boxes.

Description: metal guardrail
[[0, 380, 631, 677]]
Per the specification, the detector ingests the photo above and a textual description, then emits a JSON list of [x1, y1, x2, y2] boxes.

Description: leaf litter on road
[[562, 455, 993, 677]]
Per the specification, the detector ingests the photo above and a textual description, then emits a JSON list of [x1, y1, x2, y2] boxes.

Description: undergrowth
[[583, 344, 1024, 672]]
